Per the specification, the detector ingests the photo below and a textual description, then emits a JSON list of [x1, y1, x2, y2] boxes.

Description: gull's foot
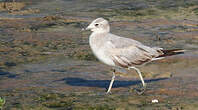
[[134, 87, 146, 95], [130, 83, 147, 95], [106, 91, 112, 95], [106, 88, 112, 94]]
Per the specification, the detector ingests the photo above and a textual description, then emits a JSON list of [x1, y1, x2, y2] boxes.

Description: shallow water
[[0, 0, 198, 109]]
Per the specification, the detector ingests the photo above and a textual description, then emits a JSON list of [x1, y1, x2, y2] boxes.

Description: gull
[[85, 18, 184, 94]]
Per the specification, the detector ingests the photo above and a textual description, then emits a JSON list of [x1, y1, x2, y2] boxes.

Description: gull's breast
[[89, 40, 115, 66], [93, 47, 115, 66], [89, 32, 116, 67]]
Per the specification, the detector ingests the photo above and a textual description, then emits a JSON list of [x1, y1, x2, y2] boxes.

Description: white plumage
[[86, 17, 184, 94]]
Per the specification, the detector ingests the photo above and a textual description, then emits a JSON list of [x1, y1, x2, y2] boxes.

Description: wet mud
[[0, 0, 198, 110]]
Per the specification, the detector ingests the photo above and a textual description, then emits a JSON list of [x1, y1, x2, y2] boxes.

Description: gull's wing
[[105, 34, 163, 68], [106, 33, 143, 48]]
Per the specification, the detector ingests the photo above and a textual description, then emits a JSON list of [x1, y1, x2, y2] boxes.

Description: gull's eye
[[95, 24, 99, 26]]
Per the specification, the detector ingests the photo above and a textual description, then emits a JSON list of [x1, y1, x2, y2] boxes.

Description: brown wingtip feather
[[157, 49, 185, 58]]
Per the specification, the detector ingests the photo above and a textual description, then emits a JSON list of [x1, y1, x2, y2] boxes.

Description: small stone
[[152, 99, 159, 103]]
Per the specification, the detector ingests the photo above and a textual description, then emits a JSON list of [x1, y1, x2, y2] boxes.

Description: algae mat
[[0, 0, 198, 110]]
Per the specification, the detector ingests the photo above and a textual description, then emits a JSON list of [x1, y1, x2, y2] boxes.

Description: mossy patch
[[69, 48, 97, 61], [0, 97, 5, 110], [0, 2, 26, 12]]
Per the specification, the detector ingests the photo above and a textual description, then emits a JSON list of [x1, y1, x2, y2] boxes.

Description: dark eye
[[95, 24, 99, 26]]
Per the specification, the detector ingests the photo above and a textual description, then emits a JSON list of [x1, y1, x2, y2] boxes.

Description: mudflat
[[0, 0, 198, 109]]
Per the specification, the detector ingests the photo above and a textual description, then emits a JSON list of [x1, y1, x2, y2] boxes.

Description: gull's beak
[[85, 24, 93, 30], [82, 25, 92, 31], [81, 23, 94, 31]]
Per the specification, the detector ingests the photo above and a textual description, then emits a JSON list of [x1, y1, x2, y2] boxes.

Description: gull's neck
[[92, 30, 109, 34], [90, 31, 108, 38], [89, 31, 108, 48]]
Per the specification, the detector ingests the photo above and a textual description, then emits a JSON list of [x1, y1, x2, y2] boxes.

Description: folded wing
[[107, 41, 163, 68]]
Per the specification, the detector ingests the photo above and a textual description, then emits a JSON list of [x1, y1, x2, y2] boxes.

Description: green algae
[[0, 0, 198, 110], [0, 97, 5, 110], [88, 0, 198, 21]]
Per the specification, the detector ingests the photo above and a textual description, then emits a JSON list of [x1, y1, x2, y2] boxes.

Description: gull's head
[[86, 18, 110, 33]]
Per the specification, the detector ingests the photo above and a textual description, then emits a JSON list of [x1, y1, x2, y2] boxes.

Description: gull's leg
[[129, 67, 146, 94], [106, 69, 115, 94], [129, 67, 146, 87]]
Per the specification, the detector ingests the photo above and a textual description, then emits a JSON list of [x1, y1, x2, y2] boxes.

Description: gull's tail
[[157, 49, 185, 58]]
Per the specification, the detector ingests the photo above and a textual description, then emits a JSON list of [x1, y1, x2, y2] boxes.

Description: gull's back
[[90, 32, 163, 68]]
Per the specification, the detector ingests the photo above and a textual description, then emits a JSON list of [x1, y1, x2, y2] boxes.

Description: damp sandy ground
[[0, 0, 198, 109]]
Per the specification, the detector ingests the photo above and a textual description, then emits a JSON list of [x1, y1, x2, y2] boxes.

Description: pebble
[[152, 99, 159, 103]]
